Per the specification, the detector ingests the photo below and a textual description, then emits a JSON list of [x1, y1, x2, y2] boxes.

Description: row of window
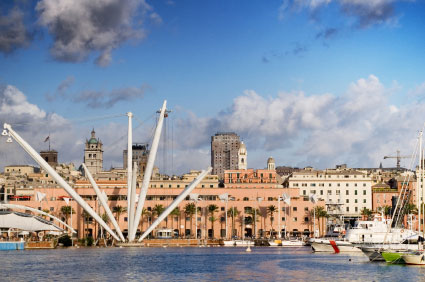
[[302, 189, 368, 196], [294, 183, 368, 187]]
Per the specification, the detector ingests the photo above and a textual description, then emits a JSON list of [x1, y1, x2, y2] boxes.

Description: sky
[[1, 0, 425, 174]]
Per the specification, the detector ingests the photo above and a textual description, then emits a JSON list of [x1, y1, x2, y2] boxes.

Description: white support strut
[[0, 203, 76, 233], [82, 163, 125, 241], [138, 167, 212, 242], [130, 100, 167, 241], [3, 123, 121, 242], [129, 162, 137, 237], [127, 112, 133, 240]]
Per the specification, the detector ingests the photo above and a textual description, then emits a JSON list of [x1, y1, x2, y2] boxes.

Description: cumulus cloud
[[72, 84, 150, 108], [0, 7, 33, 54], [279, 0, 405, 29], [36, 0, 160, 66], [172, 75, 425, 170]]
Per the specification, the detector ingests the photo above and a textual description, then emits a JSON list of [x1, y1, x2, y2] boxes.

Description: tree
[[208, 204, 219, 238], [227, 207, 240, 238], [184, 203, 196, 238], [361, 207, 373, 220], [246, 208, 260, 238], [170, 207, 181, 236], [42, 209, 50, 219], [152, 204, 165, 228], [313, 206, 328, 237], [112, 205, 127, 225], [82, 210, 93, 239], [382, 205, 392, 219], [405, 203, 418, 215], [267, 205, 277, 238], [60, 205, 75, 225]]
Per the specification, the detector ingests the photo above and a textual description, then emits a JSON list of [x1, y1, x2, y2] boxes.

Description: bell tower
[[84, 129, 103, 175]]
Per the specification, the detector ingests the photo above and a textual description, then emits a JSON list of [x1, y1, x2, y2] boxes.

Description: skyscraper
[[211, 132, 241, 178]]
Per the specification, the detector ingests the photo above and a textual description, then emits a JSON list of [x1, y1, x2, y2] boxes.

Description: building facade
[[211, 132, 241, 178]]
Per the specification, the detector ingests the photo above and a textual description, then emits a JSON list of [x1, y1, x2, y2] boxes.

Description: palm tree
[[361, 207, 373, 220], [382, 205, 392, 219], [267, 205, 277, 238], [184, 203, 196, 238], [227, 207, 240, 238], [405, 203, 418, 215], [100, 212, 109, 239], [314, 206, 328, 236], [112, 205, 127, 226], [170, 207, 181, 236], [246, 208, 260, 238], [152, 204, 165, 227], [208, 204, 219, 238], [60, 205, 74, 224], [82, 210, 92, 238], [139, 208, 148, 233]]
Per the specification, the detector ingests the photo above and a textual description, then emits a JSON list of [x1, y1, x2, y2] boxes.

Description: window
[[304, 207, 309, 211], [346, 207, 349, 212], [303, 190, 306, 196], [320, 190, 323, 195], [337, 183, 340, 187], [346, 190, 349, 195], [346, 183, 349, 187], [282, 217, 285, 221], [363, 183, 366, 187], [336, 190, 340, 195], [328, 183, 332, 187], [268, 197, 274, 201], [293, 207, 297, 212], [363, 190, 366, 195], [363, 199, 366, 203], [355, 207, 358, 212], [354, 190, 358, 195], [304, 217, 309, 222], [355, 199, 358, 203], [346, 199, 349, 203], [354, 183, 357, 187], [327, 190, 332, 195], [311, 183, 316, 187], [221, 207, 225, 211], [293, 217, 297, 222]]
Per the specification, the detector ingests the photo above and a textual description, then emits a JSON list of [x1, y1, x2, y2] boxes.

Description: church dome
[[267, 156, 275, 163]]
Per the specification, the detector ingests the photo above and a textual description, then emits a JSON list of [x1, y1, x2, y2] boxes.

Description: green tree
[[313, 206, 328, 237], [246, 208, 260, 238], [184, 203, 196, 238], [267, 205, 277, 238], [382, 205, 392, 219], [60, 205, 75, 225], [112, 205, 127, 225], [82, 210, 93, 240], [405, 203, 418, 215], [361, 207, 373, 220], [227, 207, 240, 238], [170, 207, 181, 236], [208, 204, 219, 238]]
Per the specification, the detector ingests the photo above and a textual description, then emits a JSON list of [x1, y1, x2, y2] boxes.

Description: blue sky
[[1, 0, 425, 174]]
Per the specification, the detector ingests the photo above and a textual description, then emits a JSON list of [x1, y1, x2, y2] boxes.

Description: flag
[[63, 197, 70, 205], [189, 193, 199, 201], [36, 191, 47, 202], [44, 136, 50, 142], [309, 193, 317, 204], [219, 193, 228, 201], [282, 193, 291, 205]]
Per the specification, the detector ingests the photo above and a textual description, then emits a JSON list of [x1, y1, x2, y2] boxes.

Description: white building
[[288, 167, 372, 218]]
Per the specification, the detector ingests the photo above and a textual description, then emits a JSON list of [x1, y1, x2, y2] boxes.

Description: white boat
[[310, 215, 418, 253], [361, 244, 422, 262], [281, 239, 306, 247], [401, 251, 425, 265], [222, 240, 254, 247]]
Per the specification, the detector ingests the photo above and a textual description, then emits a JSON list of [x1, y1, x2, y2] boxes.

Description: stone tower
[[84, 129, 103, 175], [267, 156, 275, 171], [238, 141, 247, 170]]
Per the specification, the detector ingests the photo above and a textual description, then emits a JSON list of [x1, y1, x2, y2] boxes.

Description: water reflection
[[2, 247, 425, 281]]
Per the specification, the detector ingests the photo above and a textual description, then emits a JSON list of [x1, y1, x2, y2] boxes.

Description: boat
[[310, 215, 418, 253], [281, 238, 306, 247], [361, 244, 421, 262], [222, 240, 254, 247], [401, 251, 425, 265]]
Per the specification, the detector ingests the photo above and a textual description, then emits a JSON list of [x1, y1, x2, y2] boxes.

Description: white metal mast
[[127, 112, 133, 240], [419, 131, 422, 234], [129, 162, 138, 236], [129, 100, 167, 241], [138, 167, 212, 242], [3, 123, 121, 241], [82, 163, 125, 241]]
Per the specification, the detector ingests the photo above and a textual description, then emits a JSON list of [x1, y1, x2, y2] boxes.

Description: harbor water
[[1, 246, 425, 281]]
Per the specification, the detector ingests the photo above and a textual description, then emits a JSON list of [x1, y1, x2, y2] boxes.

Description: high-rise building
[[211, 132, 241, 178], [123, 143, 149, 174], [84, 129, 103, 175]]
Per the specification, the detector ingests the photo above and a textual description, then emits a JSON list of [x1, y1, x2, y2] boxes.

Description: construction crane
[[383, 150, 411, 169]]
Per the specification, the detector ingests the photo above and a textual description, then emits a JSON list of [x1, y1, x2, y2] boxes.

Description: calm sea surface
[[1, 246, 425, 281]]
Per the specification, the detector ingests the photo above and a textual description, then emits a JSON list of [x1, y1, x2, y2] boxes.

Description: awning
[[0, 211, 64, 232]]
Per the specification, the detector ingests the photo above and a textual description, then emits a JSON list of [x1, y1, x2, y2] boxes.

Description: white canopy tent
[[0, 211, 64, 232]]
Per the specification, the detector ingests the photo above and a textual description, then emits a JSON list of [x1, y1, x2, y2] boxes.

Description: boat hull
[[381, 252, 405, 264], [402, 252, 425, 265]]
